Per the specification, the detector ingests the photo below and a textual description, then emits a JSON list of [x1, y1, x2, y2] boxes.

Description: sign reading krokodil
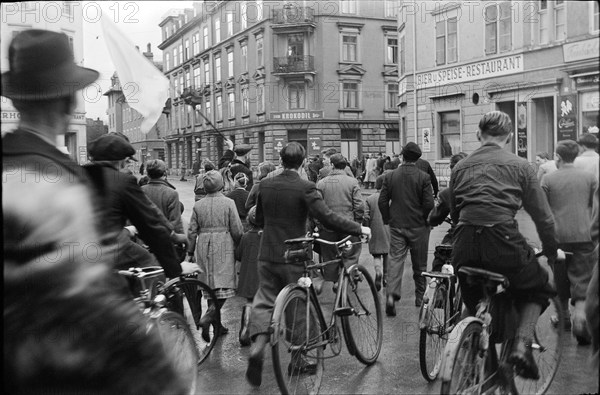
[[415, 54, 524, 90]]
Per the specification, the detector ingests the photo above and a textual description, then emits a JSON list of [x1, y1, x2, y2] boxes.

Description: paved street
[[167, 177, 598, 395]]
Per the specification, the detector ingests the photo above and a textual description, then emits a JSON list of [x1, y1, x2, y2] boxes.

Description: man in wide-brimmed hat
[[2, 29, 99, 185]]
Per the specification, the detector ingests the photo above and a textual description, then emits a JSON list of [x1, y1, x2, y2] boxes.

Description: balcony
[[272, 6, 315, 25], [273, 55, 315, 74]]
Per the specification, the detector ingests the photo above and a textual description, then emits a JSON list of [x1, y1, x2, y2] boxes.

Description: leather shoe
[[508, 338, 540, 380], [246, 354, 264, 386], [385, 295, 396, 317]]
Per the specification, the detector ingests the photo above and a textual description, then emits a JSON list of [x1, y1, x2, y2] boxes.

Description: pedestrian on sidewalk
[[541, 140, 597, 344], [235, 206, 262, 347], [179, 160, 187, 181], [364, 153, 378, 189], [184, 170, 244, 340], [378, 142, 434, 315], [364, 176, 389, 291]]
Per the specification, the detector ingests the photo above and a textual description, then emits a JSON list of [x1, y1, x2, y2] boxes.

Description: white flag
[[101, 14, 169, 134]]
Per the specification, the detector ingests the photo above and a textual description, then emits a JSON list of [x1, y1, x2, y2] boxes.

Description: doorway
[[496, 101, 516, 154], [532, 97, 554, 157]]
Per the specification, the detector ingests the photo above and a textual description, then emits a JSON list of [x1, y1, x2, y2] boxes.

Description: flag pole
[[183, 94, 228, 141]]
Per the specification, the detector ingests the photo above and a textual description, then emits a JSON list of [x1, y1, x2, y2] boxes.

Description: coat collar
[[148, 178, 176, 190]]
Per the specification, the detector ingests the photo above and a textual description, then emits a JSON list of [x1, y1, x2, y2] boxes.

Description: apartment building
[[158, 0, 401, 169], [398, 0, 599, 164]]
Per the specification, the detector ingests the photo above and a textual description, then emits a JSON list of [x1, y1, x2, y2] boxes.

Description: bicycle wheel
[[151, 310, 199, 395], [341, 264, 383, 365], [163, 278, 219, 365], [272, 287, 324, 395], [513, 297, 564, 395], [419, 281, 448, 382], [440, 321, 486, 394]]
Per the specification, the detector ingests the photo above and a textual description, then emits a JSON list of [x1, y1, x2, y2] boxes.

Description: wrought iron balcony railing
[[273, 55, 315, 74], [272, 6, 315, 25]]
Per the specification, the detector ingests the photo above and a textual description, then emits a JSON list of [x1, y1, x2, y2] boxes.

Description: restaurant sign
[[270, 110, 324, 120], [415, 54, 524, 89]]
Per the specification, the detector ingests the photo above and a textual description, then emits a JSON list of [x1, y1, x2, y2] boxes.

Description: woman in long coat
[[363, 177, 390, 291], [186, 170, 243, 336]]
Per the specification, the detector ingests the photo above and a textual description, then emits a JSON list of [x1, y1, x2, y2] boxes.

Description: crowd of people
[[3, 28, 599, 392]]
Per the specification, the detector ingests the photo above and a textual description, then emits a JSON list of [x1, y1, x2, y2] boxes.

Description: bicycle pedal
[[334, 307, 354, 316]]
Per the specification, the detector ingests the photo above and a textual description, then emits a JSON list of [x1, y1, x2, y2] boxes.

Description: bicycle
[[271, 234, 383, 395], [118, 266, 200, 394], [419, 244, 463, 382], [439, 253, 563, 395]]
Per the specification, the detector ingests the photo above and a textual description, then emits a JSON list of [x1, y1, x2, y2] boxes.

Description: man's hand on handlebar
[[180, 260, 200, 275], [360, 226, 371, 241]]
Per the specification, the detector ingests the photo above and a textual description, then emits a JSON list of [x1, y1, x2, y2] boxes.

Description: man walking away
[[379, 142, 434, 315], [415, 155, 439, 199], [541, 140, 597, 344]]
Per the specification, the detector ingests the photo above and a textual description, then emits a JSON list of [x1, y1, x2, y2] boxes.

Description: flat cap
[[89, 134, 137, 161], [234, 144, 253, 156], [401, 142, 422, 161]]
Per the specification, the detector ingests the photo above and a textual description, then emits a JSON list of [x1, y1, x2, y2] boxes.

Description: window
[[554, 0, 566, 41], [385, 83, 398, 109], [227, 13, 234, 37], [436, 18, 457, 65], [216, 95, 223, 121], [205, 99, 211, 120], [340, 0, 357, 14], [204, 60, 210, 85], [256, 0, 263, 20], [485, 2, 511, 54], [172, 48, 178, 67], [215, 55, 221, 81], [215, 18, 221, 42], [166, 53, 171, 70], [241, 3, 248, 30], [399, 34, 406, 75], [539, 2, 549, 44], [440, 111, 461, 158], [593, 1, 600, 33], [340, 129, 359, 160], [241, 43, 248, 72], [174, 77, 179, 96], [386, 129, 400, 154], [288, 83, 305, 110], [178, 44, 183, 65], [185, 69, 190, 88], [342, 82, 359, 109], [384, 0, 397, 18], [257, 84, 265, 113], [192, 33, 200, 55], [62, 1, 72, 16], [203, 27, 209, 49], [342, 35, 357, 62], [241, 86, 249, 116], [256, 36, 264, 67], [184, 39, 189, 61], [227, 49, 234, 77], [386, 36, 398, 64], [228, 92, 236, 118], [193, 66, 200, 87], [179, 74, 184, 93], [67, 35, 74, 52]]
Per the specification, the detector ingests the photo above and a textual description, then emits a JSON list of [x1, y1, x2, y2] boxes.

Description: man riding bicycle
[[449, 111, 558, 380]]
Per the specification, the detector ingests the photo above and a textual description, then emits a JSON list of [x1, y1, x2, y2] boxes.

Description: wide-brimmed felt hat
[[234, 144, 253, 156], [203, 170, 224, 193], [89, 134, 137, 162], [2, 29, 99, 100]]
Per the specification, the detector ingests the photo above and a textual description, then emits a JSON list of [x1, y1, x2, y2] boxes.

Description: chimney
[[143, 43, 154, 62]]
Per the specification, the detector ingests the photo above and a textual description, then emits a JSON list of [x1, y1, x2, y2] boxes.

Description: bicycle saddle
[[284, 237, 313, 244], [458, 267, 509, 288], [435, 244, 453, 254]]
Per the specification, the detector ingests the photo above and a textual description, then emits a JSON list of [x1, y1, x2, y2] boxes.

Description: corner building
[[397, 0, 599, 167], [158, 0, 402, 169]]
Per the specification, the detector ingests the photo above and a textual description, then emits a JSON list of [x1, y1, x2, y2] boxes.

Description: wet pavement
[[166, 177, 599, 394]]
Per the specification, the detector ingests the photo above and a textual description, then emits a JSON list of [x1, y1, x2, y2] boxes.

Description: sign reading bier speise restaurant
[[415, 54, 524, 89]]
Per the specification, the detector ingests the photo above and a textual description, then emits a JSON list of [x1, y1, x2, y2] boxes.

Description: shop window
[[288, 130, 307, 151], [341, 129, 360, 160], [439, 111, 461, 158], [386, 129, 400, 155], [581, 91, 600, 135]]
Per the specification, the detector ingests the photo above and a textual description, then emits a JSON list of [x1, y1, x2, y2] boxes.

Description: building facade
[[398, 0, 599, 166], [104, 44, 168, 164], [158, 0, 401, 170], [85, 117, 108, 146], [0, 1, 92, 164]]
